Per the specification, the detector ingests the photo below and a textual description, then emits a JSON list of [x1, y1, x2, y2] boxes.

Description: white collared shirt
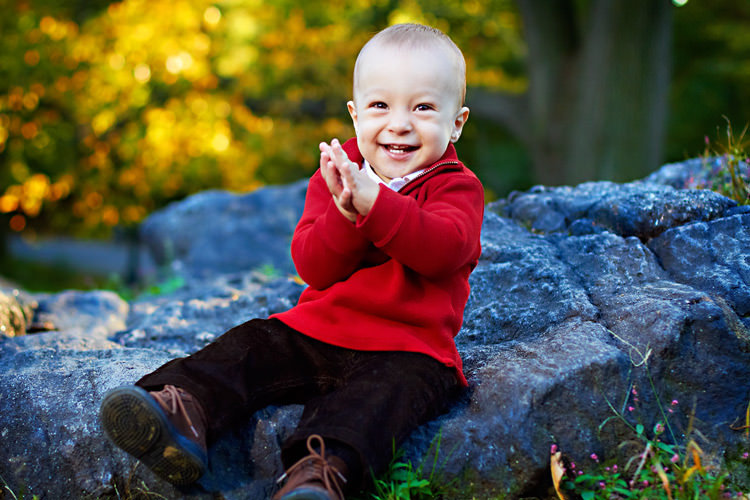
[[363, 160, 426, 192]]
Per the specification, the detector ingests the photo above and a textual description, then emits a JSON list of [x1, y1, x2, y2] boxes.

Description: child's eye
[[415, 104, 434, 111], [369, 101, 388, 109]]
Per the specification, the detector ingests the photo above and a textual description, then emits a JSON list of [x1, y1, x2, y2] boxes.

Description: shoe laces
[[153, 384, 200, 438], [276, 434, 347, 499]]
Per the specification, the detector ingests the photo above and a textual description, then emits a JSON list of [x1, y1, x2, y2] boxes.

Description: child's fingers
[[319, 154, 334, 184], [338, 159, 354, 185], [319, 142, 333, 166], [330, 138, 349, 163], [328, 169, 345, 196], [319, 152, 330, 172], [331, 139, 358, 185], [339, 186, 352, 207], [335, 160, 352, 192], [331, 139, 359, 175], [321, 139, 358, 216]]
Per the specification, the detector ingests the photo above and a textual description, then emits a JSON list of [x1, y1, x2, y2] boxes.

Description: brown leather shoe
[[273, 435, 348, 500], [100, 385, 208, 486]]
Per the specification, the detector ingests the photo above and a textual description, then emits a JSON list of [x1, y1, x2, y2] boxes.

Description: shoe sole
[[100, 386, 207, 486]]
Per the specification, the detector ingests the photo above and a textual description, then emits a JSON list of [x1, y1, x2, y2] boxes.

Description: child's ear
[[347, 101, 358, 134], [450, 106, 470, 143]]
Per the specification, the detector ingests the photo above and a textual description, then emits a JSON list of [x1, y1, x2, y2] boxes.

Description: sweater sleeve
[[356, 173, 484, 278], [291, 169, 371, 290]]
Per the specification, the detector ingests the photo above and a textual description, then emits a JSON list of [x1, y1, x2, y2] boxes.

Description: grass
[[0, 474, 39, 500], [0, 250, 186, 301], [356, 433, 456, 500], [549, 332, 749, 500], [686, 117, 750, 205], [555, 411, 744, 499], [0, 253, 111, 293]]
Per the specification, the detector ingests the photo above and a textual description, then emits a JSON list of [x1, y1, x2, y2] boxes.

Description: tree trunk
[[469, 0, 672, 186]]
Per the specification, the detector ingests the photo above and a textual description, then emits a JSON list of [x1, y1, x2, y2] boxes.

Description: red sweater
[[271, 138, 484, 386]]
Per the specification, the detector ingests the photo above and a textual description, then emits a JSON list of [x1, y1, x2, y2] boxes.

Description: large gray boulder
[[139, 180, 308, 278], [1, 159, 749, 499]]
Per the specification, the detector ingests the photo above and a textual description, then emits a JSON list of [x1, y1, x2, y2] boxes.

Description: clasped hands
[[319, 139, 379, 222]]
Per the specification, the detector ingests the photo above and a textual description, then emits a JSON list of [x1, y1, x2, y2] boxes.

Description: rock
[[497, 180, 735, 239], [648, 213, 750, 316], [0, 348, 176, 498], [139, 180, 308, 278], [643, 157, 706, 188], [0, 290, 129, 352], [0, 287, 36, 338], [435, 210, 750, 497], [1, 160, 749, 499], [116, 273, 305, 356]]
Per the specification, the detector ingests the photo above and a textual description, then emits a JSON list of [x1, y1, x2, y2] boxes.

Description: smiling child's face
[[347, 43, 469, 183]]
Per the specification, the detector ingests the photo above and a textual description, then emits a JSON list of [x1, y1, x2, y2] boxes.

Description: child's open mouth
[[383, 144, 418, 155]]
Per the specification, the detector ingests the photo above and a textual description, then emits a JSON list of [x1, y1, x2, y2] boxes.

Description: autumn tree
[[0, 0, 520, 238], [0, 0, 366, 237]]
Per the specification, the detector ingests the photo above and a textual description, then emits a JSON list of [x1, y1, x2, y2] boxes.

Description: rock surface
[[139, 180, 308, 278], [1, 159, 749, 499]]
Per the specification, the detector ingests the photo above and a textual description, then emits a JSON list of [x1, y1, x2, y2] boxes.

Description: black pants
[[136, 318, 461, 489]]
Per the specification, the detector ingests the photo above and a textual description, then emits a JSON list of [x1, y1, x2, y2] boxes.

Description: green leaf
[[655, 441, 676, 454]]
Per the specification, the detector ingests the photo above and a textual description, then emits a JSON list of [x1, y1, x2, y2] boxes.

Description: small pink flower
[[628, 406, 635, 412], [590, 453, 599, 462], [550, 444, 558, 454], [599, 481, 606, 489], [671, 399, 679, 406], [671, 453, 679, 463], [742, 452, 749, 460], [612, 464, 618, 472], [570, 462, 576, 469], [632, 388, 638, 396]]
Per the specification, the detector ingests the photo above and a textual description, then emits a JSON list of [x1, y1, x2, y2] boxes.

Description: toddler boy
[[100, 23, 484, 500]]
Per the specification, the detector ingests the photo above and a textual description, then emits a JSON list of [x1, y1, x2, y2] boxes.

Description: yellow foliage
[[0, 194, 19, 213], [1, 0, 523, 235]]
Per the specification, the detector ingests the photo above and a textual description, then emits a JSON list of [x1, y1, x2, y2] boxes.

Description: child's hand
[[329, 139, 379, 217], [319, 141, 357, 222]]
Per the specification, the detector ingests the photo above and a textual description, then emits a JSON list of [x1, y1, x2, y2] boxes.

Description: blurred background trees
[[1, 0, 749, 244]]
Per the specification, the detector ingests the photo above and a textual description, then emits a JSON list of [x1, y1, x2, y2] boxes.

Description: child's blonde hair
[[353, 23, 467, 106]]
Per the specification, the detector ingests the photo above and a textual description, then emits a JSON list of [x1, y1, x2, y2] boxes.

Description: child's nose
[[387, 110, 413, 133]]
